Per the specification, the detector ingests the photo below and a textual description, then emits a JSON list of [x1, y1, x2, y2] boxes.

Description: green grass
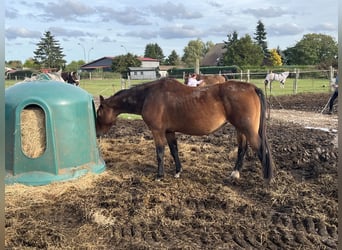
[[5, 77, 332, 97], [251, 78, 331, 96], [5, 77, 331, 121]]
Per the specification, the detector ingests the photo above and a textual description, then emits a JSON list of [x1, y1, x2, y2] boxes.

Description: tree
[[269, 49, 282, 66], [204, 41, 215, 55], [182, 39, 207, 67], [222, 32, 264, 67], [254, 20, 268, 57], [144, 43, 164, 62], [65, 60, 85, 72], [112, 53, 141, 77], [284, 33, 337, 66], [165, 50, 181, 65], [6, 60, 22, 69], [33, 31, 66, 69], [23, 58, 40, 70]]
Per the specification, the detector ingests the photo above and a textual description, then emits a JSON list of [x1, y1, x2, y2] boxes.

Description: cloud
[[100, 36, 117, 43], [267, 23, 305, 36], [207, 24, 248, 37], [243, 7, 291, 18], [309, 23, 336, 32], [96, 6, 151, 25], [121, 30, 158, 39], [206, 1, 223, 8], [150, 1, 202, 20], [159, 25, 205, 39], [5, 27, 41, 40], [5, 8, 18, 19], [48, 27, 93, 37], [38, 0, 95, 21]]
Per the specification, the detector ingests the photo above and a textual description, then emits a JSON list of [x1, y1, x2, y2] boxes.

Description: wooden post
[[293, 68, 299, 94], [329, 66, 334, 82], [247, 69, 250, 82], [195, 58, 200, 74]]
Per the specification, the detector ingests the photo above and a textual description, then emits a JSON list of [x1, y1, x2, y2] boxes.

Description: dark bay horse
[[184, 73, 226, 86], [96, 78, 274, 183], [61, 72, 80, 86]]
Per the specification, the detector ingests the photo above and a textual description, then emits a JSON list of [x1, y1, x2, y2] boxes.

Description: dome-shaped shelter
[[5, 80, 105, 186]]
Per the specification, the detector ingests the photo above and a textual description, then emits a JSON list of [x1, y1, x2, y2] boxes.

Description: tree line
[[5, 20, 338, 73]]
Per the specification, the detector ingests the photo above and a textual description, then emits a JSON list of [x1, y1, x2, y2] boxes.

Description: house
[[201, 43, 227, 66], [138, 57, 159, 68], [159, 65, 175, 77], [80, 56, 160, 80], [128, 67, 158, 80], [127, 57, 160, 80], [80, 57, 115, 72]]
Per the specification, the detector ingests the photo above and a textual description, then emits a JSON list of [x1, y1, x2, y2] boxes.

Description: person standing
[[328, 72, 338, 114], [187, 73, 203, 87]]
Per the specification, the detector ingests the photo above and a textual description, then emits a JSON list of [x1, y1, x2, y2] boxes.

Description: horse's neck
[[112, 89, 145, 115]]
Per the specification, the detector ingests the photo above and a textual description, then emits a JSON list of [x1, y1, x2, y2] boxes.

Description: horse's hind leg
[[166, 132, 182, 178], [231, 132, 248, 179]]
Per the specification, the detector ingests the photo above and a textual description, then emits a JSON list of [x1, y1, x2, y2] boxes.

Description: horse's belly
[[177, 114, 226, 135]]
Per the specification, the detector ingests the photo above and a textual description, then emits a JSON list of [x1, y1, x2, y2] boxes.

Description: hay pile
[[20, 106, 46, 158]]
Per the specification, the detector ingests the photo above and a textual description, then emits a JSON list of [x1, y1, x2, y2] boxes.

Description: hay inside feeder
[[20, 105, 46, 158]]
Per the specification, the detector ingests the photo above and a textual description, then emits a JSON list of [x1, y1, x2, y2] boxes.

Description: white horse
[[264, 71, 290, 88], [20, 69, 66, 84]]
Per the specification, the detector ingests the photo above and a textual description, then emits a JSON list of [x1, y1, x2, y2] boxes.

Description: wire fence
[[204, 67, 337, 95]]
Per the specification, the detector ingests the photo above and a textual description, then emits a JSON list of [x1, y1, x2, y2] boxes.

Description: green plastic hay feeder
[[5, 80, 106, 186]]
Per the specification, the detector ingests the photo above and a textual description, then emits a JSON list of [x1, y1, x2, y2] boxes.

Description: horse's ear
[[99, 95, 104, 103]]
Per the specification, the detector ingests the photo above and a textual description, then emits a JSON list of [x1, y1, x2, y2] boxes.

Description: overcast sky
[[5, 0, 338, 64]]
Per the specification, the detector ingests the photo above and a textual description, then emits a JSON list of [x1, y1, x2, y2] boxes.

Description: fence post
[[195, 58, 200, 74], [240, 70, 243, 81], [329, 66, 334, 82], [247, 69, 250, 82], [293, 68, 299, 94]]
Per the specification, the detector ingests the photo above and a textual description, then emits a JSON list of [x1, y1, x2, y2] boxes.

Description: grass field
[[5, 76, 332, 97]]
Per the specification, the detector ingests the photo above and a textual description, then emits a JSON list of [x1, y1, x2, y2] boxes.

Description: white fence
[[219, 66, 337, 95]]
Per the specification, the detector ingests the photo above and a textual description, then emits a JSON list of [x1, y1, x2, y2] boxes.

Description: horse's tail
[[255, 87, 274, 182]]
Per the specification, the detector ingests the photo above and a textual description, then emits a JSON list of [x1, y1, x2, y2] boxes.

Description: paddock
[[5, 92, 337, 249]]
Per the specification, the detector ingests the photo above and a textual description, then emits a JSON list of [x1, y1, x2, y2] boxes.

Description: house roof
[[80, 56, 115, 69], [137, 57, 159, 62], [80, 56, 158, 70], [201, 43, 227, 66]]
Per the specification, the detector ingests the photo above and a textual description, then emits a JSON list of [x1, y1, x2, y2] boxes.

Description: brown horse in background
[[96, 78, 274, 184], [61, 71, 80, 86], [184, 73, 226, 86]]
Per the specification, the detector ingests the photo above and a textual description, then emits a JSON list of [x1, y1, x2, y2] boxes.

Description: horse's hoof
[[174, 172, 181, 178], [155, 176, 163, 181], [230, 170, 240, 179]]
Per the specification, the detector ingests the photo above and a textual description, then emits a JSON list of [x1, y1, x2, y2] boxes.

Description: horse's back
[[142, 78, 261, 135]]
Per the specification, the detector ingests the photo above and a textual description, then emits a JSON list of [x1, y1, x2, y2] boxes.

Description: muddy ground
[[5, 92, 338, 249]]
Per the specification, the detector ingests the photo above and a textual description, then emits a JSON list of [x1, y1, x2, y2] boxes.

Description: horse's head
[[62, 72, 80, 85], [95, 95, 117, 136], [70, 72, 80, 86], [264, 72, 275, 86]]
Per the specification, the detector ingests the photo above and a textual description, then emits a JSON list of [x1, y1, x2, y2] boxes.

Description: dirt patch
[[5, 92, 338, 249]]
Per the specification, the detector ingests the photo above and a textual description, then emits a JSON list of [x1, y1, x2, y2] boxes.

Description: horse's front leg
[[155, 145, 165, 180], [166, 132, 182, 178], [152, 130, 167, 181], [231, 132, 248, 179]]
